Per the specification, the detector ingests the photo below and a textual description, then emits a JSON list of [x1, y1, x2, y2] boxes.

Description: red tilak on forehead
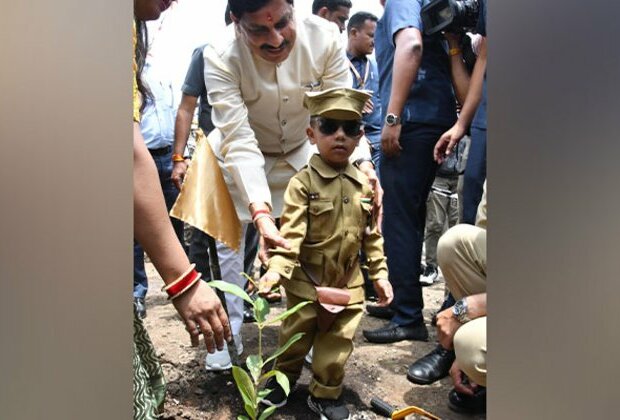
[[267, 12, 273, 21]]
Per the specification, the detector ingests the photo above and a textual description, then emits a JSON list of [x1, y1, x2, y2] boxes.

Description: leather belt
[[148, 145, 172, 156]]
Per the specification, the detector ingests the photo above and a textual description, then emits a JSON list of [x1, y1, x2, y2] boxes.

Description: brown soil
[[144, 263, 485, 420]]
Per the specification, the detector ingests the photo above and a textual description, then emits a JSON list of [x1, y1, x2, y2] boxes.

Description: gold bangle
[[449, 48, 462, 56], [172, 153, 185, 162]]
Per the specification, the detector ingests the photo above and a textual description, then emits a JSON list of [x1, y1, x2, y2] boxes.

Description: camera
[[421, 0, 479, 35]]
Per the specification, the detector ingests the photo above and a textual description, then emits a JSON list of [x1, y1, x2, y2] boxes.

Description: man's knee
[[437, 224, 477, 270], [437, 224, 486, 295], [454, 317, 487, 387]]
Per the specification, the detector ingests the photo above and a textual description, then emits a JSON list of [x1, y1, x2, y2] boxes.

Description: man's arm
[[171, 93, 199, 190], [445, 33, 471, 106], [436, 292, 487, 350], [434, 37, 486, 162], [381, 26, 423, 157], [204, 45, 271, 211]]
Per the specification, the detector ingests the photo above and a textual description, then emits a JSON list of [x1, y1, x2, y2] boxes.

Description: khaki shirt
[[268, 155, 388, 303], [203, 15, 354, 221]]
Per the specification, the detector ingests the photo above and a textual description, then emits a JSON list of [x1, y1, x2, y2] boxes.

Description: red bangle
[[251, 209, 270, 219], [164, 268, 200, 298]]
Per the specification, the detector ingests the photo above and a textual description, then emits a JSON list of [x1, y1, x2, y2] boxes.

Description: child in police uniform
[[258, 87, 393, 420]]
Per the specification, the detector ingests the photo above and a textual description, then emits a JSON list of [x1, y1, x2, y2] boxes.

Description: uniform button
[[343, 196, 350, 204], [281, 120, 287, 126], [280, 138, 285, 143], [283, 97, 289, 102]]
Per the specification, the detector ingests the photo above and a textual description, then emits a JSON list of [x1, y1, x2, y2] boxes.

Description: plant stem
[[258, 323, 263, 374]]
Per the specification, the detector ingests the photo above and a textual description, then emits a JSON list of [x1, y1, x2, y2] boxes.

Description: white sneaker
[[304, 347, 313, 365], [419, 265, 439, 286], [205, 334, 243, 371]]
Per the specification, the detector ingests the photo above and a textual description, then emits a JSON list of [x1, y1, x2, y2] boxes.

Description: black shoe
[[363, 322, 428, 344], [366, 304, 394, 320], [134, 297, 146, 319], [307, 395, 351, 420], [407, 345, 455, 385], [448, 386, 486, 415], [260, 377, 291, 408]]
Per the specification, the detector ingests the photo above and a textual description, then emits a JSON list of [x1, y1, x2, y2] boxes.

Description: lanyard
[[348, 58, 370, 89]]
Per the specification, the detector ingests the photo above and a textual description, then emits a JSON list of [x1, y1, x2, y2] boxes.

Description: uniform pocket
[[307, 200, 334, 241], [359, 201, 373, 236]]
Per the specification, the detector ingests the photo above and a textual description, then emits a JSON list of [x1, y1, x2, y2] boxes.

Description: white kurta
[[203, 15, 353, 222]]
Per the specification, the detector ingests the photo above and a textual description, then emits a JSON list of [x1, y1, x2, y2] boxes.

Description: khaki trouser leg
[[437, 224, 486, 299], [309, 303, 364, 399], [454, 317, 487, 386], [274, 293, 317, 383]]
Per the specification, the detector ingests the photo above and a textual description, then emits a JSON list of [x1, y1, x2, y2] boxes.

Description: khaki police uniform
[[266, 87, 388, 399], [437, 181, 487, 386], [268, 154, 388, 399]]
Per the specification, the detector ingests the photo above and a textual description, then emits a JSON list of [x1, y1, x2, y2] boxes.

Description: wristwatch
[[385, 113, 401, 126], [452, 298, 471, 324]]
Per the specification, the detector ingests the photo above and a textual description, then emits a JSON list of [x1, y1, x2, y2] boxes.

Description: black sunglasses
[[317, 118, 362, 137]]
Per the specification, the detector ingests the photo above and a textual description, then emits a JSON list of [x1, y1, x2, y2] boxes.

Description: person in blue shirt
[[346, 11, 383, 177], [362, 0, 457, 347], [434, 0, 487, 225], [134, 61, 185, 318]]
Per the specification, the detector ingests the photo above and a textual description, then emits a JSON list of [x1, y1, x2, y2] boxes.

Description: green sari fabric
[[133, 310, 166, 419]]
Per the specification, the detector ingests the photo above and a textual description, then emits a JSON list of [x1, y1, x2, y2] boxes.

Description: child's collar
[[308, 154, 365, 185]]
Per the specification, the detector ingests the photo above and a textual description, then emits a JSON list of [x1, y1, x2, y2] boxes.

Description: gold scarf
[[170, 130, 242, 251]]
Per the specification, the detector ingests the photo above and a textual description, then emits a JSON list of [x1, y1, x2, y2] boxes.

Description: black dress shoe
[[363, 322, 428, 343], [448, 386, 486, 415], [134, 297, 146, 319], [407, 345, 455, 385], [366, 304, 395, 320]]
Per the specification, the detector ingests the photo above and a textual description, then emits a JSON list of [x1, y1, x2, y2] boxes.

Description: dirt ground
[[144, 262, 485, 420]]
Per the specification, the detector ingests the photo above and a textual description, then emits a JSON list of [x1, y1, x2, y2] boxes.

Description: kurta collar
[[308, 154, 365, 185]]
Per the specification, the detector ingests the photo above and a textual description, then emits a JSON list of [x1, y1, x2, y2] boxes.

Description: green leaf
[[263, 332, 305, 366], [265, 300, 312, 324], [257, 389, 271, 399], [259, 369, 277, 384], [243, 402, 256, 420], [274, 371, 290, 396], [254, 297, 269, 323], [237, 416, 250, 420], [246, 354, 263, 383], [209, 280, 254, 304], [232, 366, 256, 407], [258, 405, 277, 420]]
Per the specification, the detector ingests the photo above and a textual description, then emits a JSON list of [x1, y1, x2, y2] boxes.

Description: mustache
[[260, 40, 289, 51]]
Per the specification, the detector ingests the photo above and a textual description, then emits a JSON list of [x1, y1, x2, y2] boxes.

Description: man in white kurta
[[204, 13, 352, 221], [193, 0, 375, 370]]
